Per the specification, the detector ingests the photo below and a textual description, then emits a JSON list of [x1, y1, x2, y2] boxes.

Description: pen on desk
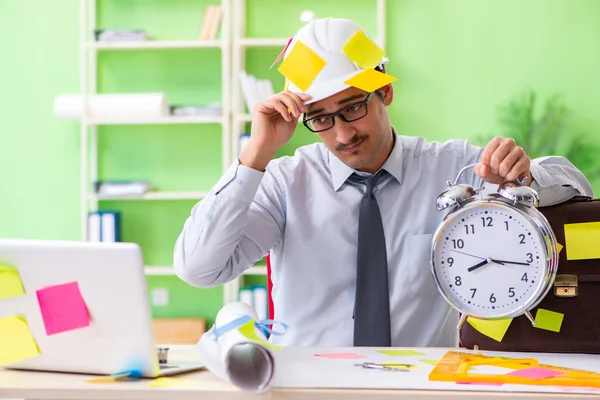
[[360, 362, 412, 371]]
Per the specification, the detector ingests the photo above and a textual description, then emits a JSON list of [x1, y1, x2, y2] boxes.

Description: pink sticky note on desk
[[507, 367, 565, 380], [314, 352, 367, 359], [37, 281, 90, 335]]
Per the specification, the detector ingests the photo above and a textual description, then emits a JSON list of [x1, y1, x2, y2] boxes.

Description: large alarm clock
[[430, 163, 559, 329]]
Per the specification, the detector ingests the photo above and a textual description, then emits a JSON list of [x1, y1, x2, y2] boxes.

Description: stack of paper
[[239, 71, 275, 115]]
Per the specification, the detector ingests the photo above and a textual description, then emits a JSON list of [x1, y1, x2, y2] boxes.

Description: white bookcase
[[78, 0, 232, 275], [223, 0, 388, 304]]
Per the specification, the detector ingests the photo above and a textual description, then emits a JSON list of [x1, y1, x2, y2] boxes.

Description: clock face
[[431, 203, 548, 318]]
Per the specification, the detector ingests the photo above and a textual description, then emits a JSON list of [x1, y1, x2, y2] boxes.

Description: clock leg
[[524, 310, 536, 326]]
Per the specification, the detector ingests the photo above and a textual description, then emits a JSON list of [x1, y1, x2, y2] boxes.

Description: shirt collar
[[329, 127, 404, 191]]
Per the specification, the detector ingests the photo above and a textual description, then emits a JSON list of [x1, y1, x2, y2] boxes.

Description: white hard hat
[[276, 18, 396, 104]]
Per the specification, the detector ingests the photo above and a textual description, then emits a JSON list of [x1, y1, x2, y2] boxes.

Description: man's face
[[303, 85, 394, 173]]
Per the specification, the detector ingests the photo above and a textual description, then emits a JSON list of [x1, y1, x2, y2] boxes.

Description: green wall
[[2, 0, 599, 326]]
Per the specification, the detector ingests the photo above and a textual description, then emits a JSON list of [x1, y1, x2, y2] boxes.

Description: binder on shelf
[[237, 285, 268, 322], [87, 211, 121, 242], [198, 4, 222, 41]]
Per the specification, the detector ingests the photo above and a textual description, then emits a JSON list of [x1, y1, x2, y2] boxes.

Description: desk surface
[[1, 346, 600, 400]]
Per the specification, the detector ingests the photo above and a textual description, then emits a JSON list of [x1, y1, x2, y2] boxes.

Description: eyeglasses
[[303, 92, 375, 133]]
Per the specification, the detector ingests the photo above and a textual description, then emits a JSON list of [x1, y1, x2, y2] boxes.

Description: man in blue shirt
[[174, 18, 592, 347]]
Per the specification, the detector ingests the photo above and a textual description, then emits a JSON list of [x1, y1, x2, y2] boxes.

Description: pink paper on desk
[[314, 352, 367, 359], [36, 281, 90, 335], [507, 367, 565, 380]]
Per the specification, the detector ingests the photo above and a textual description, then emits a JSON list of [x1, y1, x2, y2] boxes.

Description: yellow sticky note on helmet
[[0, 315, 40, 366], [344, 69, 397, 93], [467, 317, 512, 342], [278, 40, 326, 92], [343, 30, 385, 70]]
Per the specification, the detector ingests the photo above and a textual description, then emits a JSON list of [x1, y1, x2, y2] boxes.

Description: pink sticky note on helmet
[[270, 37, 294, 70]]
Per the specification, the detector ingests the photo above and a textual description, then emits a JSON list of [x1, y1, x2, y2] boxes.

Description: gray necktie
[[349, 170, 391, 347]]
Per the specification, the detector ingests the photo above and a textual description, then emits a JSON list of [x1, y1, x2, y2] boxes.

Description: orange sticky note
[[0, 315, 40, 366], [344, 69, 397, 93], [0, 264, 25, 300], [343, 30, 385, 70], [557, 242, 564, 254], [564, 222, 600, 260], [467, 317, 512, 342], [534, 309, 564, 333], [238, 320, 281, 352], [37, 281, 91, 335], [278, 40, 326, 92]]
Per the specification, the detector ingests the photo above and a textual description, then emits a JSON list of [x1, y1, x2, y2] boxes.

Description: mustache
[[336, 134, 367, 151]]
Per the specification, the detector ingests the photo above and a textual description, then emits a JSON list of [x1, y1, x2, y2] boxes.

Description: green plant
[[474, 90, 600, 187]]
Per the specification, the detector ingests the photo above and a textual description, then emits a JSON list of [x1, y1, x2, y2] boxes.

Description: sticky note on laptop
[[37, 281, 91, 335], [0, 315, 40, 366], [0, 264, 25, 299]]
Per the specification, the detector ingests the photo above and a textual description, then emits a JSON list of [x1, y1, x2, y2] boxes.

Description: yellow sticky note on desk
[[278, 40, 326, 92], [344, 69, 397, 93], [0, 315, 40, 366], [343, 30, 385, 70], [534, 309, 564, 333], [149, 377, 202, 388], [467, 317, 512, 342], [564, 222, 600, 260], [0, 264, 25, 299]]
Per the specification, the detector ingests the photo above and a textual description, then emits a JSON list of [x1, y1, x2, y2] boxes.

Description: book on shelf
[[94, 29, 149, 42], [239, 71, 275, 114], [169, 103, 222, 116], [94, 180, 152, 196], [198, 4, 222, 41]]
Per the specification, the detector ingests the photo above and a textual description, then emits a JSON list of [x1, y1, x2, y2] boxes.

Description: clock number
[[464, 224, 475, 234], [455, 276, 462, 286], [447, 257, 454, 267], [452, 239, 464, 249], [521, 273, 529, 282], [504, 221, 509, 231], [489, 293, 496, 303], [481, 216, 493, 227], [470, 288, 477, 298], [508, 287, 515, 297], [519, 234, 526, 244], [526, 253, 533, 263]]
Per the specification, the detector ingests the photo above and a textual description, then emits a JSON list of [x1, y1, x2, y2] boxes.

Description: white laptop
[[0, 238, 204, 378]]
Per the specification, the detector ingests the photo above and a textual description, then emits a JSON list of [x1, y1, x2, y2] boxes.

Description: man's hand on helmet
[[239, 91, 311, 171]]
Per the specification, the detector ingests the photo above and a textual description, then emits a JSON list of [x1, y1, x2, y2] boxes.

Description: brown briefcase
[[460, 196, 600, 354]]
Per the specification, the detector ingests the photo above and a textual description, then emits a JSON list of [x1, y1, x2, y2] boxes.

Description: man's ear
[[379, 84, 394, 107]]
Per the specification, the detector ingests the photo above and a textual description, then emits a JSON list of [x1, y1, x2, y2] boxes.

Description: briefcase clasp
[[554, 274, 578, 297]]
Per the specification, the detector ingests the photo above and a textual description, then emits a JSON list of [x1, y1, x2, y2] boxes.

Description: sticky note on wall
[[467, 317, 512, 342], [0, 264, 25, 299], [0, 315, 40, 366], [37, 281, 91, 335], [564, 222, 600, 260]]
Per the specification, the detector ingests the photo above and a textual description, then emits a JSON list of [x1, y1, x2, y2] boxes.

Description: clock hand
[[467, 257, 506, 272], [490, 259, 530, 266], [450, 249, 486, 260]]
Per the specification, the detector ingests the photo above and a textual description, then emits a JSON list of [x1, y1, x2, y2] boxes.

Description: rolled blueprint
[[53, 93, 169, 120], [196, 302, 276, 393]]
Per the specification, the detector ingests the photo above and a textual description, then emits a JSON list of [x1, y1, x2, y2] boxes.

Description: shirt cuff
[[212, 159, 265, 205]]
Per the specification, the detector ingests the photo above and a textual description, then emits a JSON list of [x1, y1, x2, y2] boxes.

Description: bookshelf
[[224, 0, 388, 304], [79, 0, 231, 275]]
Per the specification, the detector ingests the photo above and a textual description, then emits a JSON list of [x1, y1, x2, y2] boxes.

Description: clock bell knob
[[497, 181, 540, 207], [436, 184, 477, 211]]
